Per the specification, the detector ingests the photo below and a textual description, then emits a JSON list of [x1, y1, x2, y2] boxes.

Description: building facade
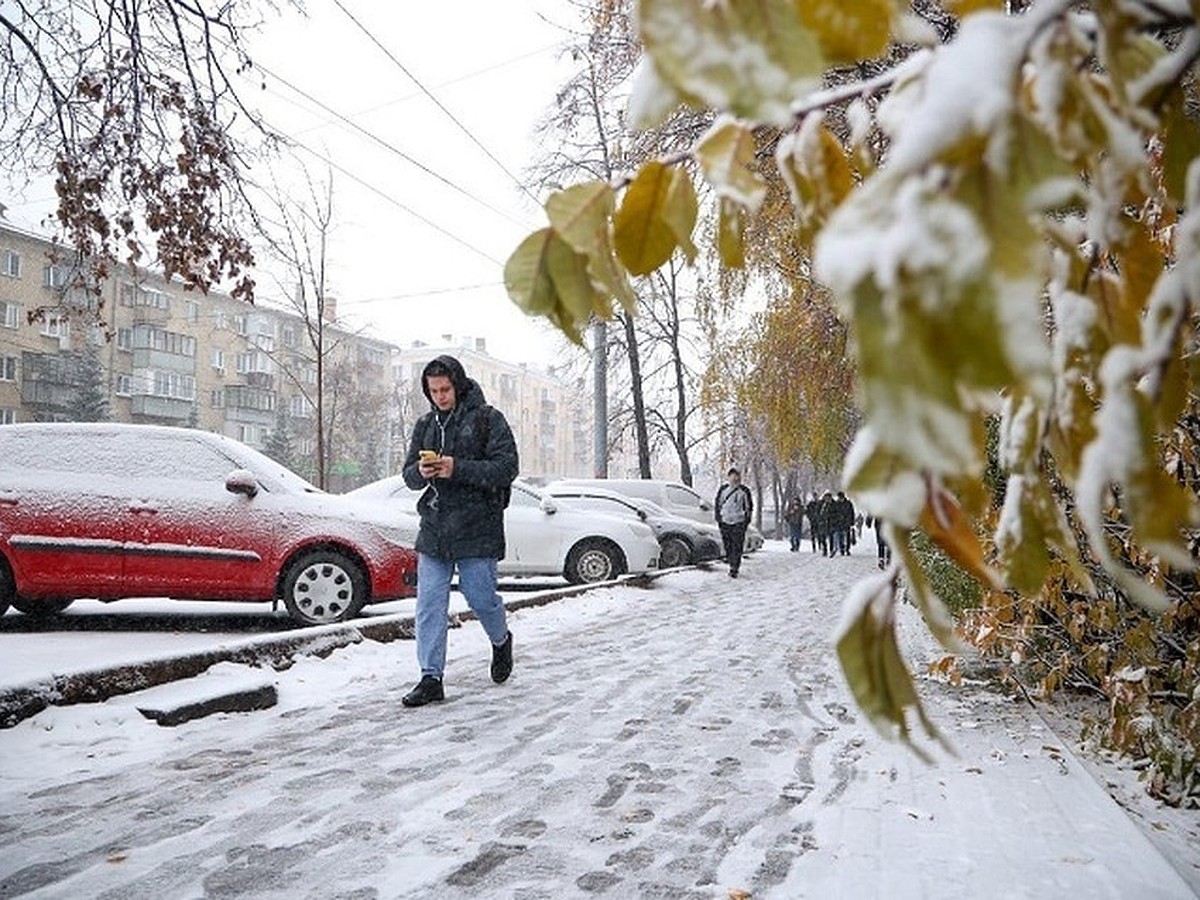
[[0, 221, 394, 488]]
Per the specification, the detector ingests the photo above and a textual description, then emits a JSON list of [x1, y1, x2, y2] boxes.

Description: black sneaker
[[401, 675, 444, 707], [491, 631, 513, 684]]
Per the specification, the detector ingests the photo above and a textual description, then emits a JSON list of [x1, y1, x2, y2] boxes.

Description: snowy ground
[[1, 542, 1196, 898]]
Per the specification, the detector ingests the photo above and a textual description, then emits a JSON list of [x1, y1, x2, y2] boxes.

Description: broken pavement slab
[[131, 662, 278, 726]]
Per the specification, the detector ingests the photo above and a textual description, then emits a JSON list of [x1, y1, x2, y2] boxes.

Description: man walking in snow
[[399, 354, 519, 708], [715, 467, 753, 578]]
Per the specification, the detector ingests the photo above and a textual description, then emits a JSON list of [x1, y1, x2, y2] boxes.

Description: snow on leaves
[[508, 0, 1200, 764]]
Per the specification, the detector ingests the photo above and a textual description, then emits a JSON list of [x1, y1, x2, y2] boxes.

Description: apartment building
[[0, 221, 394, 488], [392, 337, 593, 480]]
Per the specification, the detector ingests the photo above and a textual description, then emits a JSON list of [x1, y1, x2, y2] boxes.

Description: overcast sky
[[4, 0, 584, 367], [242, 0, 583, 365]]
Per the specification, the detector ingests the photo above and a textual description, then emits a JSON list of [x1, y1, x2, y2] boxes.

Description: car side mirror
[[700, 501, 713, 511], [540, 497, 557, 514], [226, 469, 259, 498]]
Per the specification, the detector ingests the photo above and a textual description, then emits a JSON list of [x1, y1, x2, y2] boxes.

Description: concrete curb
[[0, 569, 676, 729]]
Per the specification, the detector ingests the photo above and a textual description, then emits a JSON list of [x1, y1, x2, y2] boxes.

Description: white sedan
[[345, 477, 660, 585]]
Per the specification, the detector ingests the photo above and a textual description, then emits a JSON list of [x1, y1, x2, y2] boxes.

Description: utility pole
[[592, 319, 607, 477]]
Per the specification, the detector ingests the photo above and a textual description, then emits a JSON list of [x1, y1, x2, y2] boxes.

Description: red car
[[0, 423, 418, 626]]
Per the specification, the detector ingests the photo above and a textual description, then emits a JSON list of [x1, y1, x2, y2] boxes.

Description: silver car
[[542, 484, 724, 568]]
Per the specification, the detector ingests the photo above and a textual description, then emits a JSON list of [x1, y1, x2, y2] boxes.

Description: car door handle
[[128, 505, 159, 515]]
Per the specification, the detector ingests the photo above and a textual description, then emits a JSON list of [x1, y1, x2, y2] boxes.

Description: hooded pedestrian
[[399, 354, 519, 707]]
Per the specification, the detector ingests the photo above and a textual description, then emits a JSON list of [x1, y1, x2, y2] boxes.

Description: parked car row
[[346, 476, 661, 585], [0, 423, 765, 627], [549, 477, 765, 553]]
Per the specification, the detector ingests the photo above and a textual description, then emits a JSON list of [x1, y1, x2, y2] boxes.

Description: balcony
[[132, 348, 195, 372], [131, 395, 192, 421]]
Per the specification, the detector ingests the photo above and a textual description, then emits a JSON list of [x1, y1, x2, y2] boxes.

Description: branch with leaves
[[508, 0, 1200, 772]]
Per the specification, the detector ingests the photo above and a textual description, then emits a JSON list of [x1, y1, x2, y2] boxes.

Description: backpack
[[475, 405, 511, 509]]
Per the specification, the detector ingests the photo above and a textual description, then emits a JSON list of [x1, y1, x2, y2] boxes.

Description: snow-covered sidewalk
[[0, 545, 1195, 898]]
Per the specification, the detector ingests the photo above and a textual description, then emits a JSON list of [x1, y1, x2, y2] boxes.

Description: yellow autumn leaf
[[1116, 216, 1165, 319], [835, 572, 948, 761], [919, 485, 1002, 590], [613, 160, 678, 276], [1160, 96, 1200, 207], [546, 182, 638, 311], [637, 0, 826, 126], [661, 166, 699, 263], [943, 0, 1004, 15], [504, 228, 559, 317], [504, 227, 612, 346], [696, 118, 768, 211], [718, 197, 746, 269], [796, 0, 893, 63]]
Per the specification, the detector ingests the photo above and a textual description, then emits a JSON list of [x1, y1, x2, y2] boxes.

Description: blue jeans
[[415, 554, 509, 679]]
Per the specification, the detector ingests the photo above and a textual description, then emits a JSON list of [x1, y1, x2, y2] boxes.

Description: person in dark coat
[[867, 515, 893, 569], [832, 490, 856, 556], [399, 354, 519, 707], [815, 491, 835, 556], [783, 493, 804, 552], [805, 492, 823, 553]]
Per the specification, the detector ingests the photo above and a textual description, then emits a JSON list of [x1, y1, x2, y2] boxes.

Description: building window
[[0, 357, 16, 381], [0, 300, 19, 329], [115, 373, 132, 396], [290, 394, 311, 418], [281, 325, 296, 348], [42, 264, 71, 289], [142, 370, 195, 401], [237, 423, 268, 446], [1, 250, 19, 278], [117, 327, 132, 350], [211, 348, 225, 372], [119, 282, 171, 310], [131, 325, 196, 357], [211, 389, 224, 408], [214, 311, 227, 330], [40, 315, 68, 339], [0, 408, 14, 425], [185, 299, 200, 323]]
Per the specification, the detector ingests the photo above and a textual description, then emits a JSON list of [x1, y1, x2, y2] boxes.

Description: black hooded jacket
[[401, 355, 519, 560]]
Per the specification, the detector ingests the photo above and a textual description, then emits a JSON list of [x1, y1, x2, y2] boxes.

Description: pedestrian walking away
[[783, 492, 804, 552], [868, 515, 893, 569], [715, 467, 753, 578], [400, 354, 519, 707], [805, 492, 822, 553], [832, 490, 856, 556]]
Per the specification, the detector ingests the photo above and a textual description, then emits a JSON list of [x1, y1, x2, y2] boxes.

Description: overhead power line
[[288, 138, 505, 267], [330, 0, 542, 208], [259, 63, 531, 229]]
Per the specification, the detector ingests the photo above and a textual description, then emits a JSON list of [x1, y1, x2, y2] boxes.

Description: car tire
[[565, 539, 625, 584], [10, 596, 74, 615], [281, 549, 368, 626], [658, 536, 692, 568]]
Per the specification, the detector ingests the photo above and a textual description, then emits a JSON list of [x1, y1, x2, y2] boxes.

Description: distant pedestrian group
[[802, 490, 856, 557]]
